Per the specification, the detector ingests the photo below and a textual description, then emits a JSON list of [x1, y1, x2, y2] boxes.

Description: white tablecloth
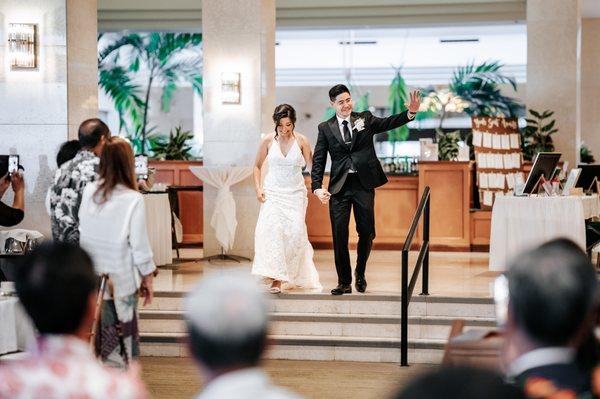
[[189, 166, 253, 252], [489, 195, 600, 271], [0, 297, 35, 356], [143, 193, 172, 266]]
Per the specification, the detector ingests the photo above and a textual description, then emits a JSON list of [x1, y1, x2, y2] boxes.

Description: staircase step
[[139, 333, 446, 363], [146, 291, 495, 318]]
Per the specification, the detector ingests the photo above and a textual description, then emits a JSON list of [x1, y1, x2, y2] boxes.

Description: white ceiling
[[583, 0, 600, 18]]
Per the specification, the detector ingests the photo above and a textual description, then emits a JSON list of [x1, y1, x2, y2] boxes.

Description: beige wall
[[582, 18, 600, 159], [0, 0, 98, 236], [526, 0, 582, 166]]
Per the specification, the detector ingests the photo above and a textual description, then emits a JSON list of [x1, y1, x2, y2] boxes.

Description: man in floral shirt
[[49, 118, 110, 243], [0, 242, 148, 399]]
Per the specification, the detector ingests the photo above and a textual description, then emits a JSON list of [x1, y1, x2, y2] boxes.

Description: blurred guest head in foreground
[[395, 365, 525, 399], [0, 242, 147, 399], [185, 271, 302, 399], [504, 238, 598, 396]]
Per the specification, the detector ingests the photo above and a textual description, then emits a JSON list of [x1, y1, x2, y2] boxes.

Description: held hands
[[256, 188, 266, 203], [314, 188, 331, 204], [406, 90, 422, 114]]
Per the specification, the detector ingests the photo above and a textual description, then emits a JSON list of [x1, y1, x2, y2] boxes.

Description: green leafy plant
[[437, 129, 461, 161], [581, 143, 596, 164], [152, 126, 194, 160], [522, 109, 557, 161], [387, 68, 410, 149], [449, 60, 522, 117], [98, 32, 202, 154]]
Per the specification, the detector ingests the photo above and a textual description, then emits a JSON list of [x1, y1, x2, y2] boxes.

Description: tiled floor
[[155, 248, 497, 298]]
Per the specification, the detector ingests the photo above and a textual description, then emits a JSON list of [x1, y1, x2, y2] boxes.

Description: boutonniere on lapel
[[352, 118, 365, 132]]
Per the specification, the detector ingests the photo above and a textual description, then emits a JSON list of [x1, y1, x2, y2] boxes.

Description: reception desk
[[306, 161, 473, 251], [152, 160, 476, 251]]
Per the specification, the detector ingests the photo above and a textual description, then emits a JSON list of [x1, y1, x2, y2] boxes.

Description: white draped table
[[489, 195, 600, 271], [142, 193, 173, 266], [0, 297, 35, 356], [189, 166, 253, 254]]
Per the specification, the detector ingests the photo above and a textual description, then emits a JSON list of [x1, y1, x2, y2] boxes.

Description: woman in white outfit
[[252, 104, 322, 294], [78, 137, 156, 368]]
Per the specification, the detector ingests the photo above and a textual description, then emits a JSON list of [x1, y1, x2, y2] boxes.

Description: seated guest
[[395, 366, 524, 399], [79, 137, 156, 368], [504, 238, 598, 396], [49, 118, 110, 243], [46, 140, 82, 216], [0, 172, 24, 227], [185, 271, 302, 399], [0, 242, 148, 399]]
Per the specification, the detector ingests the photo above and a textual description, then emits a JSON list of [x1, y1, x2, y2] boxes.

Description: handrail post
[[421, 193, 430, 296], [401, 249, 409, 366]]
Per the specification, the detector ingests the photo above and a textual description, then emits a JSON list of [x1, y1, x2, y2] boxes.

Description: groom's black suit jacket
[[311, 110, 412, 195]]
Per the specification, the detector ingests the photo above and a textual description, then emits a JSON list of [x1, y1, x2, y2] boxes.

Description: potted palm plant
[[98, 32, 203, 155]]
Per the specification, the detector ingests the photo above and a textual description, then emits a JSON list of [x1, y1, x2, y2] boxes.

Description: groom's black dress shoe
[[355, 273, 367, 293], [331, 284, 352, 295]]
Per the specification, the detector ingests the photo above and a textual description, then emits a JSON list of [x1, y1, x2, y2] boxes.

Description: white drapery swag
[[189, 166, 253, 252]]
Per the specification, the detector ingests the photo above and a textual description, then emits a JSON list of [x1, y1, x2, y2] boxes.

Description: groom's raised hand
[[406, 90, 422, 114], [314, 188, 331, 204]]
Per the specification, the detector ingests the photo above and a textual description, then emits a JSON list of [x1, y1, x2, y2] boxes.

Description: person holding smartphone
[[0, 171, 25, 227]]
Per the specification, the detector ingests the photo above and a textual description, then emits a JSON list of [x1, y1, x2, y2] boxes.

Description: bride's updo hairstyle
[[273, 104, 296, 140]]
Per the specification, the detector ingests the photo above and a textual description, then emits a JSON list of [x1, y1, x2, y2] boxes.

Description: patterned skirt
[[96, 293, 140, 369]]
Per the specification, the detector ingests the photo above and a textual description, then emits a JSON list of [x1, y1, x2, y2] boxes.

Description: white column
[[527, 0, 582, 166], [581, 18, 600, 158], [202, 0, 276, 258], [0, 0, 98, 236]]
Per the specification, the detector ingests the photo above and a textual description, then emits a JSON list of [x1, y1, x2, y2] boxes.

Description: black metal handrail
[[400, 186, 431, 366]]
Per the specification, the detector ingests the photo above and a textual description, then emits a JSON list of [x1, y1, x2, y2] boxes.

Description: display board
[[471, 116, 524, 209]]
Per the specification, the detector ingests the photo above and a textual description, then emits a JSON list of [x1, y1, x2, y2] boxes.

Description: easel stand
[[587, 177, 599, 194], [201, 247, 251, 263]]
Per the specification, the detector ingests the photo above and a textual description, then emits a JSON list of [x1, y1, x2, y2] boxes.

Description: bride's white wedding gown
[[252, 137, 322, 291]]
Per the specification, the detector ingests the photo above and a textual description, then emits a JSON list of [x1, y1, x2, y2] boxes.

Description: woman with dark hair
[[78, 136, 156, 368], [251, 104, 322, 293]]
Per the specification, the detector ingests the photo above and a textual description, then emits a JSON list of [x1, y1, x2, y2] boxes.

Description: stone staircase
[[139, 291, 496, 364]]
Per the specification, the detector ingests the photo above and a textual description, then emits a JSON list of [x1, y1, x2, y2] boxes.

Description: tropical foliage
[[581, 143, 595, 164], [152, 126, 194, 160], [522, 109, 557, 161], [436, 129, 462, 161], [448, 61, 522, 117], [98, 32, 203, 154], [387, 68, 410, 143]]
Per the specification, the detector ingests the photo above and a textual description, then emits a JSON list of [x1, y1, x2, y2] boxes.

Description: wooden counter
[[151, 160, 203, 244], [305, 175, 419, 249], [151, 160, 477, 251], [418, 161, 473, 251]]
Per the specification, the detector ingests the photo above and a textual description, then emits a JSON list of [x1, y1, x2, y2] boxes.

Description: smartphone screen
[[8, 155, 19, 175], [493, 275, 509, 327], [135, 155, 148, 177]]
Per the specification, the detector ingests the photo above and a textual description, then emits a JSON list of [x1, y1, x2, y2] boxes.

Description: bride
[[252, 104, 322, 294]]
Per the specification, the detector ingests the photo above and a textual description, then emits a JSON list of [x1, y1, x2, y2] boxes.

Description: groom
[[311, 84, 421, 295]]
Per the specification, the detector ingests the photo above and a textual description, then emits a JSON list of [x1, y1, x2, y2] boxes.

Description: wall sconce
[[221, 72, 240, 104], [8, 23, 38, 70]]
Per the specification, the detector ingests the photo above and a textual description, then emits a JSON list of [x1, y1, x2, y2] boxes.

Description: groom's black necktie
[[342, 120, 352, 146]]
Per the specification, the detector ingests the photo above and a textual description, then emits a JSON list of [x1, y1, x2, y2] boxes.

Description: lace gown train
[[252, 138, 322, 291]]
